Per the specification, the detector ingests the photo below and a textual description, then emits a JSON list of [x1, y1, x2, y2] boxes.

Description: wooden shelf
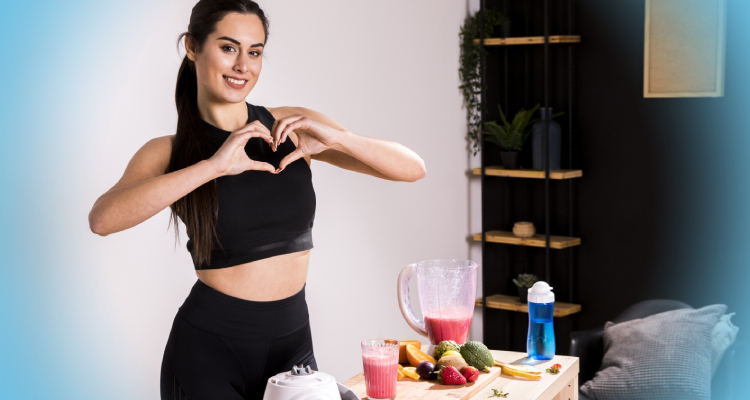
[[473, 167, 582, 180], [473, 35, 581, 46], [474, 231, 581, 249], [476, 294, 581, 317]]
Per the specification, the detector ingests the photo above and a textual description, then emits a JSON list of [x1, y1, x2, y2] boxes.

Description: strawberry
[[460, 366, 480, 382], [546, 363, 562, 374], [437, 366, 467, 385]]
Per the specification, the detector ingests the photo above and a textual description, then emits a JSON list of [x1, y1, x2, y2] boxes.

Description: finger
[[247, 159, 277, 173], [269, 120, 279, 152], [233, 122, 273, 141], [278, 148, 305, 172], [233, 128, 273, 147], [247, 121, 274, 149], [272, 118, 280, 140], [231, 120, 264, 134], [272, 115, 304, 148], [280, 118, 311, 145], [238, 120, 271, 134]]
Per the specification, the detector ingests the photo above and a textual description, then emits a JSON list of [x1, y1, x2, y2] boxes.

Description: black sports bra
[[186, 102, 316, 269]]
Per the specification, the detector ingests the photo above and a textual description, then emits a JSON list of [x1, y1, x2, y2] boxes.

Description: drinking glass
[[361, 339, 399, 400]]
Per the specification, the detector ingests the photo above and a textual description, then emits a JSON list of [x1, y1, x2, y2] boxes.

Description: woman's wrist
[[199, 159, 225, 180], [329, 129, 355, 154]]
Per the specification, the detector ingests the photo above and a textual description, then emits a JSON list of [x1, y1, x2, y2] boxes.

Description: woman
[[88, 1, 425, 399]]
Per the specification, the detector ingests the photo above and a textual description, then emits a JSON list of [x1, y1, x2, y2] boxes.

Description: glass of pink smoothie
[[361, 339, 399, 400]]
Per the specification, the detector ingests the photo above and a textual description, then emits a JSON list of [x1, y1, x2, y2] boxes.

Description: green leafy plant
[[488, 388, 510, 398], [483, 104, 540, 152], [513, 273, 538, 289], [459, 8, 508, 155]]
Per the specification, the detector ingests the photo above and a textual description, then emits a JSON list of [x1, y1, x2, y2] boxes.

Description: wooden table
[[343, 350, 579, 400]]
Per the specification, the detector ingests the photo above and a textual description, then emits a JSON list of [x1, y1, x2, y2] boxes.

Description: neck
[[196, 91, 248, 132]]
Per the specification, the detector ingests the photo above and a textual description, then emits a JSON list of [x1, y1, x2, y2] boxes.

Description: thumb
[[278, 149, 305, 172], [247, 159, 277, 173]]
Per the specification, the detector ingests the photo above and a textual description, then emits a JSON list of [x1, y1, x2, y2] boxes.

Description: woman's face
[[187, 12, 265, 104]]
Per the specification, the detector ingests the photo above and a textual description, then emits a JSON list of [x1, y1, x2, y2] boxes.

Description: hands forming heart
[[271, 113, 342, 173], [208, 114, 342, 177]]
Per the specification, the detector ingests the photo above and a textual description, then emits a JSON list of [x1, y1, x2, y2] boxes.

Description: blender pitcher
[[397, 260, 478, 344]]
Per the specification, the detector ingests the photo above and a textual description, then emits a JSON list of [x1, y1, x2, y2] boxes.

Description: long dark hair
[[167, 0, 270, 268]]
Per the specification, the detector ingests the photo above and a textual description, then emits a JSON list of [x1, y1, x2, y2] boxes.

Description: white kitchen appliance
[[262, 365, 360, 400]]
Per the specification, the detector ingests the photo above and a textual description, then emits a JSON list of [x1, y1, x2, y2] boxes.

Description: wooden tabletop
[[343, 350, 579, 400]]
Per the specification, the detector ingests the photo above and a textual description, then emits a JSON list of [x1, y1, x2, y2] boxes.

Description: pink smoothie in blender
[[397, 260, 478, 345], [424, 316, 473, 344]]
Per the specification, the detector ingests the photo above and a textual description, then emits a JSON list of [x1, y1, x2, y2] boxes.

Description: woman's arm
[[88, 136, 220, 236], [269, 107, 426, 182], [90, 121, 276, 236]]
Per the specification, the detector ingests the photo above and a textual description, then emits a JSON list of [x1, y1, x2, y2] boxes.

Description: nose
[[233, 54, 249, 74]]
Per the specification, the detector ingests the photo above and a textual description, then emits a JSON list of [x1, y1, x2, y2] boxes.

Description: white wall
[[72, 0, 483, 395]]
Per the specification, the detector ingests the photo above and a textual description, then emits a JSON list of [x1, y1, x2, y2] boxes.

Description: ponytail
[[167, 51, 222, 268], [166, 0, 270, 269]]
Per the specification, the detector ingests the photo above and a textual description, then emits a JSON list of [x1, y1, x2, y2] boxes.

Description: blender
[[397, 259, 479, 344]]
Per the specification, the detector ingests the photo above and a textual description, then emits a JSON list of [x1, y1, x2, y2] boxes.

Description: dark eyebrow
[[216, 36, 264, 48]]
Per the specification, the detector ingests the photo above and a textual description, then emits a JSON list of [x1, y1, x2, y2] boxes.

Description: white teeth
[[224, 76, 247, 85]]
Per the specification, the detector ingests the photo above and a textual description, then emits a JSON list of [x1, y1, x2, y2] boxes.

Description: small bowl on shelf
[[512, 222, 535, 238]]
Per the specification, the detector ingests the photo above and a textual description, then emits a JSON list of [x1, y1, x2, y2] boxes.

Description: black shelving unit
[[478, 0, 581, 354]]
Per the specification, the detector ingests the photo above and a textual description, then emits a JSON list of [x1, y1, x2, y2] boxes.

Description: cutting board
[[342, 365, 503, 400]]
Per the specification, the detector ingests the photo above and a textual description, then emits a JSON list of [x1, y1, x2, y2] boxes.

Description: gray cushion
[[711, 313, 739, 376], [580, 304, 726, 400]]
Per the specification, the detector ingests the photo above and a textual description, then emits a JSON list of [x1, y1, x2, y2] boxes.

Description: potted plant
[[513, 273, 538, 304], [483, 104, 540, 169], [459, 8, 508, 156]]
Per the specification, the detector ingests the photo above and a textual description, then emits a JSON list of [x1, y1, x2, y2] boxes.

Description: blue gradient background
[[0, 1, 150, 398], [1, 0, 748, 399]]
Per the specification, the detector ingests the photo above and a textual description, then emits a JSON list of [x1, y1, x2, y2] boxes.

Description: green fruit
[[433, 340, 461, 359], [459, 341, 494, 372]]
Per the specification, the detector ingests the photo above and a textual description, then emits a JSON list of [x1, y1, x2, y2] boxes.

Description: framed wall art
[[644, 0, 726, 97]]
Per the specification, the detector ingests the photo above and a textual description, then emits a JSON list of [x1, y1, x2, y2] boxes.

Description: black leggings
[[160, 280, 317, 400]]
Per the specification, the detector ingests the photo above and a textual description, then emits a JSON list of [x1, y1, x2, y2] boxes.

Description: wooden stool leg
[[552, 375, 578, 400]]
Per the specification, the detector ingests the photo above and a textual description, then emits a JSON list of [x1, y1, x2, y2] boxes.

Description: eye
[[250, 51, 261, 57], [221, 45, 235, 52]]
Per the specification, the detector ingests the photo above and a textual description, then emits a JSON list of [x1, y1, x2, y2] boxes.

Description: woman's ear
[[185, 36, 196, 62]]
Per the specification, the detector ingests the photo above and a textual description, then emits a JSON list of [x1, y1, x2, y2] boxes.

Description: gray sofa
[[569, 299, 736, 400]]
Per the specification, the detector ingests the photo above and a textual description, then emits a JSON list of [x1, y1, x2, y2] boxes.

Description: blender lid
[[264, 364, 360, 400], [269, 365, 337, 388]]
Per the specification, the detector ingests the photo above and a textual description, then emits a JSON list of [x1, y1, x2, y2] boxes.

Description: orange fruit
[[398, 340, 421, 364], [402, 366, 420, 380], [406, 344, 436, 367], [397, 365, 405, 381]]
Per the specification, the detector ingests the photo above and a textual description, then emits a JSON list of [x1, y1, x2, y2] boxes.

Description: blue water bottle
[[527, 281, 555, 360]]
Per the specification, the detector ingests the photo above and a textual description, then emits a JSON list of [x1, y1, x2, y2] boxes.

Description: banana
[[494, 360, 542, 375], [499, 365, 542, 380]]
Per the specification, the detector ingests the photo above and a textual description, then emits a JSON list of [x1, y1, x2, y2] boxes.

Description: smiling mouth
[[224, 76, 248, 85]]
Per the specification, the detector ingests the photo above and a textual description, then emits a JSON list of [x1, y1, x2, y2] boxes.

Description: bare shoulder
[[266, 106, 311, 119], [108, 135, 175, 192], [266, 106, 296, 120]]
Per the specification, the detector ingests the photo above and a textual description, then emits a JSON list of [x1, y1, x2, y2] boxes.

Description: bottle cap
[[528, 281, 554, 304]]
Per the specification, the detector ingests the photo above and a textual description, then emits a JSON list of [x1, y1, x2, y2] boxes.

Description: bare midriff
[[195, 249, 310, 301]]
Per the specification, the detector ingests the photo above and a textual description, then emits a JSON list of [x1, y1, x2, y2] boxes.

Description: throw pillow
[[711, 312, 739, 376], [580, 304, 726, 400]]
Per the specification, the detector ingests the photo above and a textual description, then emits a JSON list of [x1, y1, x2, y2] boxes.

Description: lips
[[223, 75, 248, 89]]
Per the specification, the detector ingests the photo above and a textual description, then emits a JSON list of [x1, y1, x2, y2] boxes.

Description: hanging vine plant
[[459, 8, 507, 155]]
